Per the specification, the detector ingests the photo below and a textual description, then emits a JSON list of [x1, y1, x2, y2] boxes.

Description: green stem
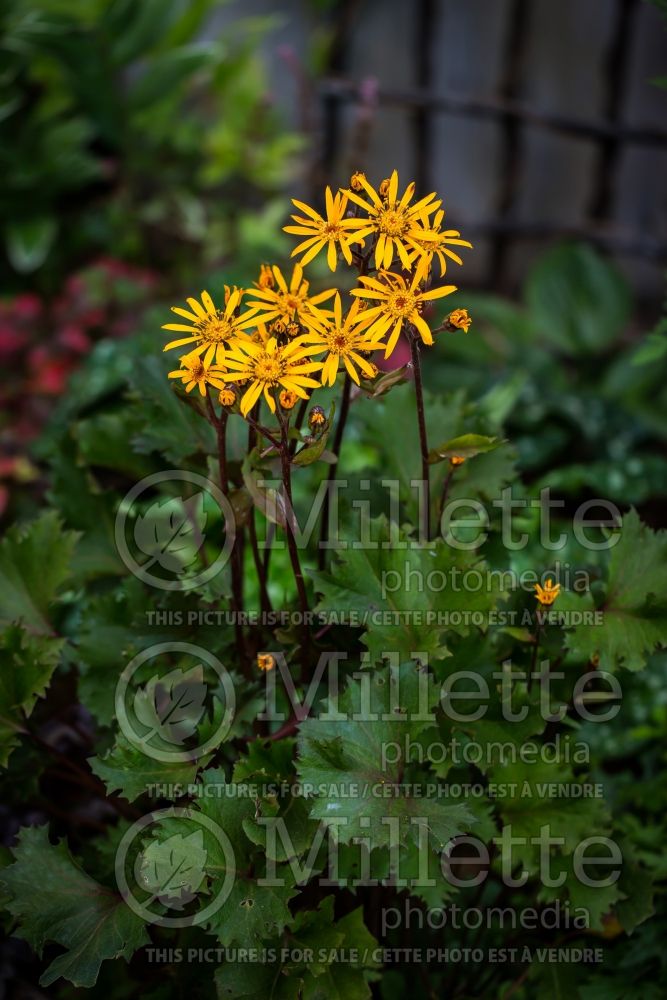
[[318, 371, 351, 570], [437, 465, 454, 526], [410, 334, 431, 541], [248, 408, 272, 617], [528, 615, 543, 692], [278, 414, 310, 665], [289, 397, 309, 457], [206, 392, 245, 664]]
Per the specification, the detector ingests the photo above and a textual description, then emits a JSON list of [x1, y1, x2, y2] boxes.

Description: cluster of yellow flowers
[[163, 170, 472, 417]]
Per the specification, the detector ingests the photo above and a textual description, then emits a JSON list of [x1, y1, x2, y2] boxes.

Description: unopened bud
[[308, 405, 326, 429], [279, 389, 299, 410], [258, 264, 275, 289], [445, 308, 472, 333], [218, 388, 236, 408], [350, 171, 366, 192]]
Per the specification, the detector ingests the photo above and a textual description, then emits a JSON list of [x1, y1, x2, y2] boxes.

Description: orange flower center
[[387, 289, 416, 317], [279, 293, 304, 316], [184, 357, 206, 381], [322, 221, 344, 238], [197, 311, 233, 343], [327, 327, 353, 354], [253, 353, 285, 384], [378, 208, 409, 237]]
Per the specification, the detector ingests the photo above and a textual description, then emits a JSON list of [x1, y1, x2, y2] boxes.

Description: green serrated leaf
[[0, 625, 65, 766], [89, 731, 203, 802], [0, 825, 148, 988], [0, 512, 78, 635], [298, 661, 475, 850], [138, 830, 207, 908], [310, 516, 503, 664], [149, 771, 299, 948], [490, 758, 611, 876], [564, 510, 667, 671]]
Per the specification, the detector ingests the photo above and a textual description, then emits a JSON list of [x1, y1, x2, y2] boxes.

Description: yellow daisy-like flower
[[409, 208, 473, 276], [535, 578, 561, 606], [220, 328, 323, 416], [257, 653, 276, 672], [162, 289, 256, 366], [284, 187, 366, 271], [344, 169, 442, 271], [447, 308, 472, 333], [244, 263, 335, 328], [301, 293, 386, 386], [168, 353, 227, 397], [351, 261, 456, 357]]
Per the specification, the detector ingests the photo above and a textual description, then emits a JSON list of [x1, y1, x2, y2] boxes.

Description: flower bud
[[257, 653, 276, 672], [308, 405, 326, 429], [445, 308, 472, 333], [218, 388, 236, 407], [534, 578, 560, 607], [258, 264, 275, 289], [279, 389, 298, 410]]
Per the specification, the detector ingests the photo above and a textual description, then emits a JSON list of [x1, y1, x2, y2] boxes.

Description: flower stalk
[[278, 411, 311, 666], [206, 392, 245, 662], [318, 371, 351, 570], [248, 409, 272, 617], [410, 333, 431, 542]]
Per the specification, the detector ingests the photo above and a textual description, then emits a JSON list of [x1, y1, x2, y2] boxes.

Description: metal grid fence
[[309, 0, 667, 300]]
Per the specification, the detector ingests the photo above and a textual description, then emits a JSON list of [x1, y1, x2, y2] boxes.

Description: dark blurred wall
[[212, 0, 667, 303]]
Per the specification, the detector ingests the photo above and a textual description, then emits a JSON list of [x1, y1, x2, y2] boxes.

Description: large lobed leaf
[[297, 661, 475, 851], [565, 509, 667, 671], [311, 516, 504, 664], [0, 825, 148, 988], [0, 511, 78, 636]]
